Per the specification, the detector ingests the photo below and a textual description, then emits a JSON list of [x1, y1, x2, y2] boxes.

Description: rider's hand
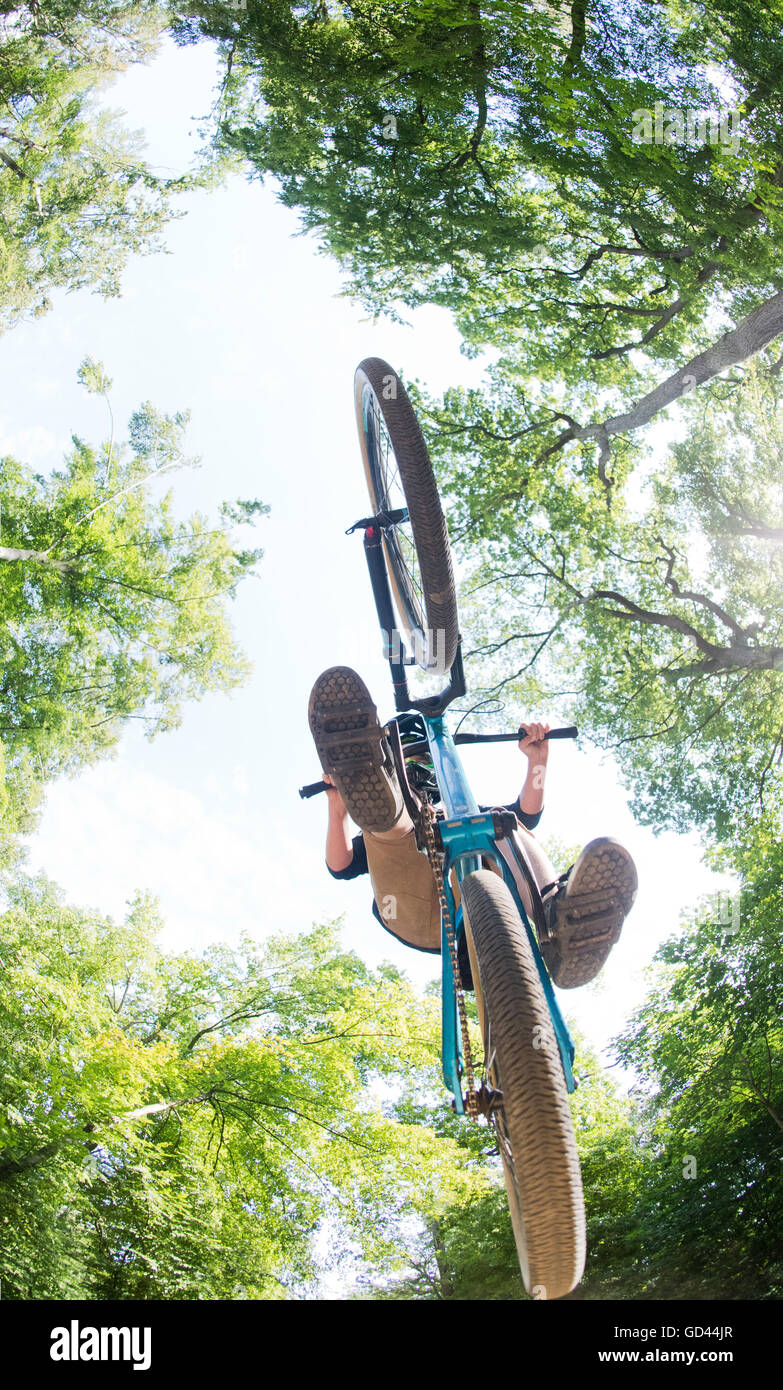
[[323, 773, 348, 814], [518, 720, 550, 763]]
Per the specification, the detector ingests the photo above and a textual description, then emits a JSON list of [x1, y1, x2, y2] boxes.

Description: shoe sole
[[308, 667, 403, 832], [548, 838, 638, 989]]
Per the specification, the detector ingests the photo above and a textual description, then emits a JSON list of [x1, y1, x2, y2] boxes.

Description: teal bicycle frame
[[340, 364, 589, 1298], [344, 492, 576, 1115], [422, 713, 576, 1114]]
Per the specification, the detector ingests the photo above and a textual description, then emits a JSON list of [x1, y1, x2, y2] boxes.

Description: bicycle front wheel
[[355, 357, 459, 675], [461, 870, 586, 1301]]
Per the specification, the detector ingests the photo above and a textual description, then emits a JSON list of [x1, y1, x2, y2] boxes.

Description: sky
[[0, 38, 737, 1082]]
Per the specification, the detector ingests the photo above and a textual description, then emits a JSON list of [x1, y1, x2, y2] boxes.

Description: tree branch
[[563, 0, 587, 77], [0, 546, 73, 573], [655, 537, 750, 643], [739, 1050, 783, 1133], [526, 288, 783, 477]]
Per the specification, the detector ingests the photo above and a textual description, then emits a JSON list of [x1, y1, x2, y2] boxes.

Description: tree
[[415, 358, 783, 839], [0, 869, 475, 1298], [170, 0, 783, 838], [0, 359, 267, 838], [182, 0, 783, 473], [0, 1, 200, 329], [610, 809, 783, 1299]]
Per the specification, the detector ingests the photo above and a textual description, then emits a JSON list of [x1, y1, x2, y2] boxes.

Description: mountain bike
[[301, 358, 586, 1300]]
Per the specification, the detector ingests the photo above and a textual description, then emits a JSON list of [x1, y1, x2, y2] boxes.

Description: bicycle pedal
[[471, 1083, 503, 1118], [570, 927, 618, 948], [561, 891, 621, 923]]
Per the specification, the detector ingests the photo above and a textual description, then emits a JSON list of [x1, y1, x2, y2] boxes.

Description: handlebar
[[300, 779, 331, 799], [299, 725, 578, 797], [455, 726, 578, 744]]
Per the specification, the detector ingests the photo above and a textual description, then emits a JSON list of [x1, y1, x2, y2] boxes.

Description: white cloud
[[23, 758, 330, 955], [0, 424, 65, 465]]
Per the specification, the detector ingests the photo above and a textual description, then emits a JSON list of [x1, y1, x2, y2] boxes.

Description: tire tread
[[462, 870, 585, 1299]]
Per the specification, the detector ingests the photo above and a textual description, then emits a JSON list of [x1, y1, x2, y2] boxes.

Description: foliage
[[0, 1, 206, 329], [610, 809, 783, 1298], [0, 360, 267, 838], [0, 873, 480, 1298], [419, 359, 783, 839], [185, 1, 783, 444]]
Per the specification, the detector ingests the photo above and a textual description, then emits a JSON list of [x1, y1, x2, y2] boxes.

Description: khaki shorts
[[363, 819, 556, 952], [364, 827, 441, 951]]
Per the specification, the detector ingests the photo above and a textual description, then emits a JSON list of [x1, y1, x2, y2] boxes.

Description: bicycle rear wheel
[[461, 870, 586, 1300], [355, 357, 459, 675]]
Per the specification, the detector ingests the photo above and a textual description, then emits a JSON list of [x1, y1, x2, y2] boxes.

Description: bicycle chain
[[419, 798, 479, 1120]]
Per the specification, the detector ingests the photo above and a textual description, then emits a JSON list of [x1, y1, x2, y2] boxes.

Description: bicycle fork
[[424, 718, 577, 1113], [347, 509, 467, 717]]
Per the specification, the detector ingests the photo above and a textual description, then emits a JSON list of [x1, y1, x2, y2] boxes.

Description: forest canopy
[[0, 360, 267, 844], [0, 0, 780, 1302], [165, 0, 783, 843]]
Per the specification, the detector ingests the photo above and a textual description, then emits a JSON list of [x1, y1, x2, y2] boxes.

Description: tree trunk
[[582, 289, 783, 460], [428, 1218, 454, 1298], [0, 1141, 61, 1180], [0, 547, 72, 573]]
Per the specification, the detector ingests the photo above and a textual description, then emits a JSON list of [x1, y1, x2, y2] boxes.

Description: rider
[[309, 666, 638, 989]]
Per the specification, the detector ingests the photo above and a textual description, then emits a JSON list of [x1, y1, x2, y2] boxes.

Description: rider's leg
[[539, 838, 638, 989], [489, 818, 637, 990], [309, 666, 440, 949], [363, 828, 441, 951], [369, 811, 415, 841]]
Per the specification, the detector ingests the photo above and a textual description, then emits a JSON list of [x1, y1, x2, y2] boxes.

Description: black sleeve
[[479, 800, 543, 831], [326, 832, 369, 880], [507, 798, 542, 832]]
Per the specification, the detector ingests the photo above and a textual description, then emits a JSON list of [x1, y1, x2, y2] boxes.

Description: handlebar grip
[[299, 779, 328, 798], [455, 726, 578, 745]]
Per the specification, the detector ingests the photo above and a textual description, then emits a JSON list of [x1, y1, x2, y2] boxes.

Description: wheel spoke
[[357, 358, 458, 677], [366, 391, 427, 634]]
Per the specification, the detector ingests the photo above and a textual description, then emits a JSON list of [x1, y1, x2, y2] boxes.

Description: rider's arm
[[517, 721, 550, 817], [325, 778, 355, 871]]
